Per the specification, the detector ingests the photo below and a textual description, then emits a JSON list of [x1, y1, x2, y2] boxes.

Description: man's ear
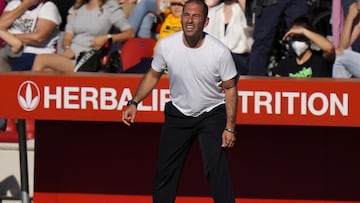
[[204, 17, 209, 27]]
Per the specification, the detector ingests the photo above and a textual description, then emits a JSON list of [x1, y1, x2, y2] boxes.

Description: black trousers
[[152, 102, 235, 203]]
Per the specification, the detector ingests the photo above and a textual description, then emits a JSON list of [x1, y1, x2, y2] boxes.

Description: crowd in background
[[0, 0, 358, 76], [0, 0, 360, 128]]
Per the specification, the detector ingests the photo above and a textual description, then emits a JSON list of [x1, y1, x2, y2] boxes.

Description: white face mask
[[291, 41, 309, 56]]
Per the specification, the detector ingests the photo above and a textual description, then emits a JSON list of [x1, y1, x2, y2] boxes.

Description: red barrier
[[1, 72, 360, 203], [0, 72, 359, 127]]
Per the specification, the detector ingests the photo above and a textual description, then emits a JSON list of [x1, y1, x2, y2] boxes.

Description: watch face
[[108, 35, 113, 44]]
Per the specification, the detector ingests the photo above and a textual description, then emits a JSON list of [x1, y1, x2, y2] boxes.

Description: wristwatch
[[127, 100, 138, 107], [107, 34, 113, 44]]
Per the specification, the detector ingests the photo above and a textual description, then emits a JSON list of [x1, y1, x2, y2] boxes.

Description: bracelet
[[127, 99, 138, 107], [224, 128, 237, 135]]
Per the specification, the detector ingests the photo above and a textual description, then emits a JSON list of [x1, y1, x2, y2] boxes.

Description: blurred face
[[181, 2, 209, 38], [205, 0, 220, 7], [170, 3, 184, 18]]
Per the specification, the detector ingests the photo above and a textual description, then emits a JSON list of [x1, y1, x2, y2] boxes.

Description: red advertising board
[[0, 72, 359, 127], [2, 72, 360, 203]]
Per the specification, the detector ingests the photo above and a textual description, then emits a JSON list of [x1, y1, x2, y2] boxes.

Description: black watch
[[107, 34, 113, 44], [127, 100, 138, 107]]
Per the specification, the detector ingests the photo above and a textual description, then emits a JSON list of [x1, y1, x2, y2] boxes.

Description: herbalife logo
[[17, 80, 40, 111]]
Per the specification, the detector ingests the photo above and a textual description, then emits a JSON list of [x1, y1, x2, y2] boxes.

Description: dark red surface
[[34, 120, 360, 201]]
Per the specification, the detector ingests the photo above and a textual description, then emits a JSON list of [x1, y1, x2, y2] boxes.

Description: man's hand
[[122, 105, 137, 126], [221, 130, 236, 148]]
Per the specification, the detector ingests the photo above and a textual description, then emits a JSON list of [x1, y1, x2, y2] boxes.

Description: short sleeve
[[105, 1, 131, 31], [38, 2, 62, 25], [151, 40, 167, 73], [218, 48, 237, 81]]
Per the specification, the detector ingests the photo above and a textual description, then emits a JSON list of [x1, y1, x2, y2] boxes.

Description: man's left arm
[[221, 78, 238, 148]]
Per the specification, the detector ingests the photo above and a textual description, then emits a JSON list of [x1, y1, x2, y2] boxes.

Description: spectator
[[156, 1, 183, 44], [332, 0, 344, 48], [0, 0, 6, 131], [247, 0, 308, 76], [272, 16, 335, 77], [342, 0, 360, 52], [31, 0, 134, 73], [117, 0, 137, 17], [128, 0, 157, 38], [205, 0, 221, 7], [205, 0, 253, 75], [0, 0, 62, 71], [333, 2, 360, 78], [0, 0, 8, 73], [129, 0, 187, 39]]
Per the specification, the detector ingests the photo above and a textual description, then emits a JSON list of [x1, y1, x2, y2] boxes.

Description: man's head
[[181, 0, 209, 46]]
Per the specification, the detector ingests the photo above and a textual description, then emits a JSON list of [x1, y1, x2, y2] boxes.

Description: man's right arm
[[122, 68, 163, 126], [132, 68, 163, 103]]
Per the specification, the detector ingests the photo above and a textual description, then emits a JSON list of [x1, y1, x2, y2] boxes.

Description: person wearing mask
[[247, 0, 308, 76], [122, 0, 238, 202], [273, 16, 335, 77]]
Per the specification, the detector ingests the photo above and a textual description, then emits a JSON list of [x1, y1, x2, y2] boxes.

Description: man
[[122, 0, 238, 202]]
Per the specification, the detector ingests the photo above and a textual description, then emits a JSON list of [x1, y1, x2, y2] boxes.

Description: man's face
[[181, 2, 208, 38]]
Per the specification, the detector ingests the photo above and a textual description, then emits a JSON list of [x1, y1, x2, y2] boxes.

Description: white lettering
[[330, 93, 348, 116], [308, 93, 328, 116], [117, 88, 133, 110], [301, 92, 307, 115], [64, 87, 80, 109], [238, 91, 253, 113], [100, 88, 117, 110], [160, 89, 170, 111], [44, 86, 62, 109], [238, 91, 348, 116], [275, 92, 281, 114], [283, 92, 300, 115], [254, 91, 272, 114], [42, 87, 348, 117], [81, 87, 98, 109], [152, 89, 158, 111]]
